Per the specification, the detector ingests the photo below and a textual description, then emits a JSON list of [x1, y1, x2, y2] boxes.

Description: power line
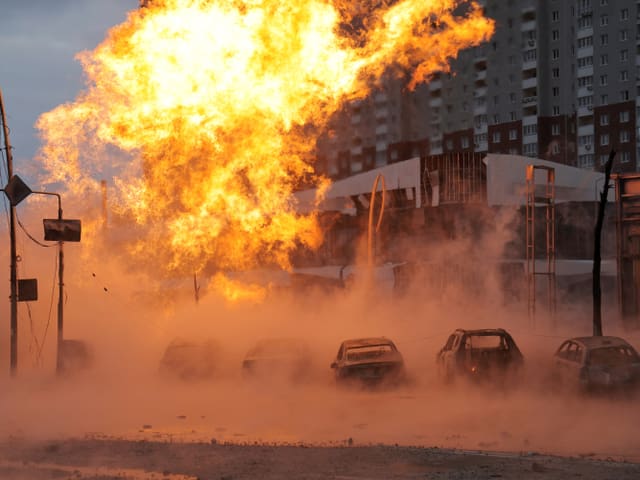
[[15, 208, 52, 248]]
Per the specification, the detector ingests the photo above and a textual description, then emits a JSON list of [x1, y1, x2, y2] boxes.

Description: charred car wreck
[[436, 328, 524, 383]]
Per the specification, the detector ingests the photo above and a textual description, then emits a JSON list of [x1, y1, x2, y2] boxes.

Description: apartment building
[[316, 0, 640, 176]]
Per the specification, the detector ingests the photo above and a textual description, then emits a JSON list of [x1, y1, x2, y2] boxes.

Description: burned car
[[242, 337, 312, 382], [551, 336, 640, 393], [159, 338, 221, 381], [331, 337, 405, 387], [436, 328, 523, 383]]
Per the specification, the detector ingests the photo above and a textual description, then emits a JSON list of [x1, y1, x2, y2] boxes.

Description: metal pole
[[56, 205, 64, 374], [31, 191, 64, 373], [0, 88, 17, 377]]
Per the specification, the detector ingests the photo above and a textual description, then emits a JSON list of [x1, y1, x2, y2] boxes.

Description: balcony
[[523, 115, 537, 126], [375, 124, 388, 135], [578, 105, 594, 117], [521, 20, 536, 33], [522, 96, 538, 105], [428, 79, 442, 91], [474, 124, 488, 135], [578, 124, 594, 137], [577, 26, 594, 38], [577, 86, 594, 98], [474, 140, 488, 152], [375, 107, 388, 119], [473, 104, 487, 116], [522, 77, 537, 90], [578, 144, 593, 155], [577, 46, 594, 58], [577, 65, 594, 77], [429, 97, 443, 108]]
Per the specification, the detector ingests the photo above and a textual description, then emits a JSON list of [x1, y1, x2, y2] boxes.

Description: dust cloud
[[0, 202, 639, 464]]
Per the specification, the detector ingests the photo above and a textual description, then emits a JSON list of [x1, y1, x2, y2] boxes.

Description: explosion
[[35, 0, 493, 298]]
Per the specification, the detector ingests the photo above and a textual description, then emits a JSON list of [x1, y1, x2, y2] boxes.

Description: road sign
[[43, 219, 81, 242]]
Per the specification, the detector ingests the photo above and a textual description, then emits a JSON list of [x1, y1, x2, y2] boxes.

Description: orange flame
[[35, 0, 493, 300]]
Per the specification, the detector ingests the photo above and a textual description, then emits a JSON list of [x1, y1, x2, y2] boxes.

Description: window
[[578, 37, 593, 48], [600, 14, 608, 26], [600, 75, 608, 86], [510, 93, 516, 103], [553, 87, 559, 96], [552, 30, 560, 40], [578, 15, 592, 29], [552, 68, 560, 78], [578, 76, 593, 87], [620, 8, 628, 20], [578, 95, 593, 107], [509, 129, 518, 140], [492, 131, 501, 143], [600, 113, 609, 125], [579, 154, 595, 167], [493, 95, 499, 105], [553, 106, 560, 115], [493, 114, 500, 123], [552, 11, 559, 21], [552, 49, 560, 59], [600, 154, 609, 165], [461, 136, 470, 149], [600, 34, 608, 45], [578, 56, 593, 67], [551, 143, 561, 154], [552, 124, 560, 135], [600, 133, 609, 146], [510, 111, 517, 121], [620, 131, 630, 143], [620, 30, 628, 41], [523, 143, 537, 156], [620, 71, 628, 82], [600, 54, 608, 65], [620, 50, 628, 62], [620, 151, 631, 163], [620, 111, 630, 123], [620, 90, 630, 101], [524, 124, 537, 136], [579, 135, 594, 146]]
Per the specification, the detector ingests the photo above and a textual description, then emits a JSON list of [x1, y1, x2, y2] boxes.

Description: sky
[[0, 0, 138, 183]]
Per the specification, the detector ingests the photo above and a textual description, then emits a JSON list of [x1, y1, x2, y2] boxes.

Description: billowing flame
[[36, 0, 493, 300]]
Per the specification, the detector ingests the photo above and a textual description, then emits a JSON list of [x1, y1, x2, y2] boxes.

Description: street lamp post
[[3, 173, 81, 376], [33, 191, 64, 372]]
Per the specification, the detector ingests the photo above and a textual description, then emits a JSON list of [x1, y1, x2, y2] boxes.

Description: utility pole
[[0, 88, 18, 376], [593, 149, 615, 337]]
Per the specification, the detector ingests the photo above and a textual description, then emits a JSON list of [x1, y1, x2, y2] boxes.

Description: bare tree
[[593, 149, 616, 336]]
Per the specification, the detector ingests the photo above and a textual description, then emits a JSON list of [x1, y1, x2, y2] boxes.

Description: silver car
[[551, 336, 640, 392]]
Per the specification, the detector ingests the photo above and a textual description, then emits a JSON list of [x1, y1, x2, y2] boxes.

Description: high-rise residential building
[[316, 0, 640, 176]]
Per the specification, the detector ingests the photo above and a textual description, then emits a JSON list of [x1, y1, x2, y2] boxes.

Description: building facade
[[316, 0, 640, 176]]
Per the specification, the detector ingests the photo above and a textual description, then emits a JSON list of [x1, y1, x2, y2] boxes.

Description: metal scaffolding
[[525, 165, 556, 327]]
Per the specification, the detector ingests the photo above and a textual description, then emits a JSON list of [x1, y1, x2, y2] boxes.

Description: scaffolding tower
[[525, 165, 556, 327]]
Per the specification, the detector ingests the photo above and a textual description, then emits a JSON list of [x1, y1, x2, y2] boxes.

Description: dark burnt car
[[242, 338, 312, 382], [159, 338, 220, 381], [436, 328, 524, 383], [331, 337, 405, 387], [551, 336, 640, 393]]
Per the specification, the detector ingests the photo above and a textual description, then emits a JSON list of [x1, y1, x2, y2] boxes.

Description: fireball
[[36, 0, 493, 299]]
